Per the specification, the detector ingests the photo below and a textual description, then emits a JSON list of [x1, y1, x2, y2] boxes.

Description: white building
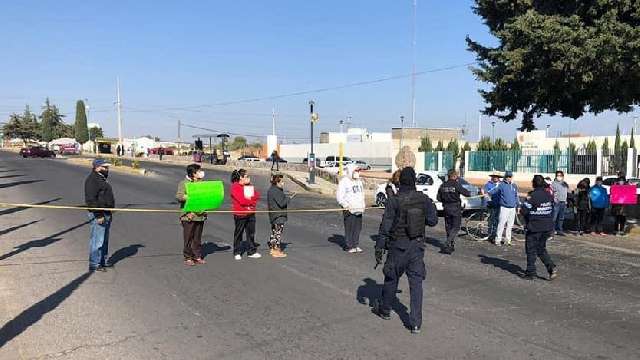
[[516, 130, 634, 151]]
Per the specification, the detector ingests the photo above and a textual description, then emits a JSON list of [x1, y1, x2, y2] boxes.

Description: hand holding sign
[[183, 181, 225, 213]]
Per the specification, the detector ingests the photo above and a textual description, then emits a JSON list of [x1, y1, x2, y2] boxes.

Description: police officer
[[437, 169, 471, 254], [374, 167, 438, 334], [521, 175, 558, 281]]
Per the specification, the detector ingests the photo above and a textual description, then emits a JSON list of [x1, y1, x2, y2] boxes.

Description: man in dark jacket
[[437, 169, 471, 254], [521, 175, 557, 281], [84, 159, 116, 272], [374, 167, 438, 334]]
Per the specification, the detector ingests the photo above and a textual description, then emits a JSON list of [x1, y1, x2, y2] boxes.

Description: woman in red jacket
[[231, 169, 262, 260]]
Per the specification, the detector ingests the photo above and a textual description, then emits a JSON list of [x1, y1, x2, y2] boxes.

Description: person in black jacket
[[84, 159, 116, 272], [521, 175, 557, 281], [374, 167, 438, 334], [437, 169, 471, 254], [574, 179, 591, 235], [267, 173, 294, 258]]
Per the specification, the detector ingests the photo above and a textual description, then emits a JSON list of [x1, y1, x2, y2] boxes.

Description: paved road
[[0, 151, 639, 360]]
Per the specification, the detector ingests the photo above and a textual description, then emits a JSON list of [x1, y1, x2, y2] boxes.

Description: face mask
[[352, 172, 360, 179], [196, 171, 205, 179], [557, 176, 564, 182], [99, 169, 109, 178]]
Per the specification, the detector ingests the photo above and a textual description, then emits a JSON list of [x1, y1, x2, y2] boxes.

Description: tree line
[[2, 99, 103, 145]]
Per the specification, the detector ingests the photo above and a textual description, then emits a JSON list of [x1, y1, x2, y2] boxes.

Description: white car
[[375, 171, 484, 211]]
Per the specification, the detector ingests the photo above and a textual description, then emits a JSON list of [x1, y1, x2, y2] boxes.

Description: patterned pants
[[269, 223, 285, 248]]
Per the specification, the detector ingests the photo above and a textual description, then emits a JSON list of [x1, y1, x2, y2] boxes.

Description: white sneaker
[[347, 248, 358, 253], [356, 247, 363, 253], [234, 254, 242, 261], [248, 253, 262, 259]]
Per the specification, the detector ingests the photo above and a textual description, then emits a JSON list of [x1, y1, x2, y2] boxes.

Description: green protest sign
[[183, 180, 225, 213]]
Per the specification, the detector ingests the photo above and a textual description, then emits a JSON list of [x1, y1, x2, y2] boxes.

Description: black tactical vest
[[392, 191, 427, 240]]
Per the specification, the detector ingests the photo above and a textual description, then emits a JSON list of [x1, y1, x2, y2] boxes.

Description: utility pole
[[400, 115, 405, 149], [84, 98, 90, 140], [478, 114, 482, 142], [116, 77, 123, 146], [491, 121, 496, 142], [546, 124, 551, 138], [177, 119, 182, 143], [308, 100, 317, 185], [410, 0, 417, 128], [272, 107, 276, 136]]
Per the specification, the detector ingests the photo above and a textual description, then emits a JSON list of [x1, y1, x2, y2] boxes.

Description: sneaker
[[410, 326, 421, 334], [248, 253, 262, 259], [599, 232, 607, 236], [184, 259, 196, 266], [479, 236, 490, 241], [355, 247, 363, 253], [548, 268, 558, 281], [194, 258, 206, 265], [347, 248, 358, 253], [494, 241, 502, 247], [234, 254, 242, 261], [547, 236, 554, 241], [271, 248, 287, 258], [505, 241, 512, 246]]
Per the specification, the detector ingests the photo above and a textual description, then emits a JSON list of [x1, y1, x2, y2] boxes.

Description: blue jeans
[[552, 202, 566, 233], [88, 212, 112, 269], [487, 206, 500, 239]]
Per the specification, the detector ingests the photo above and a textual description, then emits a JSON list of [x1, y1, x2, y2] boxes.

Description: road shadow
[[108, 244, 145, 266], [0, 198, 62, 217], [202, 242, 231, 258], [328, 234, 346, 250], [0, 180, 43, 189], [478, 254, 525, 277], [356, 277, 411, 328], [0, 271, 92, 348], [0, 221, 90, 261], [0, 174, 24, 180], [424, 236, 444, 251], [0, 220, 41, 237]]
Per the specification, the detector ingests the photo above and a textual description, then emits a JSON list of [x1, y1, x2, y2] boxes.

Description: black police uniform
[[521, 188, 556, 279], [376, 187, 438, 332], [437, 178, 471, 253]]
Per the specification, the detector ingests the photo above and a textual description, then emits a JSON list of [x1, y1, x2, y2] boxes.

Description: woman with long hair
[[230, 169, 261, 259]]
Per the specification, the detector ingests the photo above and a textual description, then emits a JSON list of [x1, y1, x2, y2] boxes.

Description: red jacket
[[231, 182, 260, 216]]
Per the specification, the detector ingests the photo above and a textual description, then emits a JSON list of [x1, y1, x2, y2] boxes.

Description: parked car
[[58, 144, 80, 155], [19, 146, 56, 158], [319, 156, 354, 168], [302, 157, 320, 166], [602, 176, 640, 195], [374, 171, 484, 211], [266, 156, 288, 163], [148, 147, 175, 155], [354, 160, 371, 171], [238, 155, 261, 162]]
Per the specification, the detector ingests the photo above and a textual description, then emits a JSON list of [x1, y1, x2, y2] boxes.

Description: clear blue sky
[[1, 0, 637, 143]]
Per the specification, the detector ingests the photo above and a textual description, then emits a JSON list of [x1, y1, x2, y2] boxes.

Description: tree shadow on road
[[478, 254, 525, 277], [108, 244, 145, 266], [0, 221, 90, 262], [0, 271, 92, 348], [356, 277, 411, 329], [0, 180, 43, 189], [0, 174, 24, 180], [328, 234, 346, 250], [0, 220, 41, 237], [0, 198, 62, 217]]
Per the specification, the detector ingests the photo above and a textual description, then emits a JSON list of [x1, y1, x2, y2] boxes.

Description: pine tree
[[446, 139, 460, 159], [586, 140, 598, 153], [493, 138, 508, 150], [630, 128, 636, 149], [602, 137, 610, 157], [510, 136, 521, 151], [614, 124, 622, 156], [74, 100, 89, 143], [434, 140, 445, 152], [477, 136, 493, 151], [39, 98, 67, 142], [553, 140, 561, 153], [418, 136, 433, 152], [622, 140, 629, 150]]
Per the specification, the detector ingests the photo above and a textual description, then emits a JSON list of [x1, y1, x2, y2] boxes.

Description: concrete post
[[437, 151, 443, 173], [627, 147, 636, 177], [464, 151, 470, 176], [596, 148, 603, 177]]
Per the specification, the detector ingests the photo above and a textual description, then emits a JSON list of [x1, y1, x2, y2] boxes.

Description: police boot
[[371, 299, 391, 320], [410, 326, 421, 335]]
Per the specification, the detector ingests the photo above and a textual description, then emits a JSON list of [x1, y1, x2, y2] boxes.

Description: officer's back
[[437, 172, 471, 210]]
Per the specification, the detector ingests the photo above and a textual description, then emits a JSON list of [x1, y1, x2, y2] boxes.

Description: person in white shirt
[[337, 164, 366, 253]]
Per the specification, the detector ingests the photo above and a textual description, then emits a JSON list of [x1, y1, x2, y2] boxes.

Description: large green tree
[[74, 100, 89, 143], [2, 105, 41, 144], [88, 126, 104, 141], [467, 1, 640, 131], [418, 136, 433, 152], [40, 98, 67, 142]]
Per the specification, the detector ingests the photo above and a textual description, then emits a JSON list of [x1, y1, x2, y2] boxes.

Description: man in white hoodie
[[337, 163, 366, 253]]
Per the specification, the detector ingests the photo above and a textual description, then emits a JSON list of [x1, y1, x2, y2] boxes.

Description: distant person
[[84, 159, 115, 272], [574, 179, 591, 236], [611, 175, 628, 237], [176, 164, 207, 266], [521, 175, 557, 281], [551, 171, 569, 236], [589, 176, 609, 236], [271, 150, 280, 171], [116, 145, 121, 157], [337, 164, 366, 253], [267, 173, 294, 258], [437, 169, 471, 254], [231, 169, 262, 259], [482, 172, 502, 242], [487, 171, 520, 246], [159, 146, 165, 161]]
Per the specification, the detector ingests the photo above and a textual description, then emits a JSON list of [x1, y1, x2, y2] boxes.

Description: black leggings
[[576, 210, 590, 232], [590, 208, 605, 233], [234, 215, 257, 255], [615, 215, 626, 233]]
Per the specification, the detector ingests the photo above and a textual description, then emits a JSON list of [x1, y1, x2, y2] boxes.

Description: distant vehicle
[[354, 160, 371, 171], [58, 144, 80, 155], [320, 156, 354, 168], [374, 171, 484, 211], [19, 146, 56, 158], [238, 155, 261, 162], [602, 176, 640, 195], [266, 156, 288, 163], [148, 147, 174, 155]]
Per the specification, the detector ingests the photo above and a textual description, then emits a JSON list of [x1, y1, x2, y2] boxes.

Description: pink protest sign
[[610, 185, 637, 205]]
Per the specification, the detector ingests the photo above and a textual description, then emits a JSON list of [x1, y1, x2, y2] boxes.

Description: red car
[[19, 146, 56, 158], [148, 147, 174, 155]]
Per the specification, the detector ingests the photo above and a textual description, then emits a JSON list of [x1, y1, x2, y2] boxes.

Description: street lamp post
[[400, 115, 405, 149], [546, 124, 551, 138], [491, 121, 496, 142], [309, 100, 317, 185]]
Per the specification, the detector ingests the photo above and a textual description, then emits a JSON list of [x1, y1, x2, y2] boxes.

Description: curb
[[284, 173, 326, 195]]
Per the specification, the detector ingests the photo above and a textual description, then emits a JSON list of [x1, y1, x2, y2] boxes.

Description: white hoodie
[[337, 164, 366, 214]]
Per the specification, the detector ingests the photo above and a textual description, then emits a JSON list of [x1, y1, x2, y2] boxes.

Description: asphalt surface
[[0, 151, 639, 360]]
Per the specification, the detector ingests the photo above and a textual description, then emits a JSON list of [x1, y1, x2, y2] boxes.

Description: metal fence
[[468, 150, 598, 175], [424, 152, 438, 171], [601, 149, 627, 176], [423, 151, 456, 172], [442, 151, 455, 172]]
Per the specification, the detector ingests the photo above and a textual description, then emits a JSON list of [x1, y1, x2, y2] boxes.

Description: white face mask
[[196, 170, 205, 179], [352, 172, 360, 179]]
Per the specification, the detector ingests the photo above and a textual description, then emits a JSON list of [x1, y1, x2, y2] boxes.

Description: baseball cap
[[92, 159, 112, 168], [504, 171, 513, 178]]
